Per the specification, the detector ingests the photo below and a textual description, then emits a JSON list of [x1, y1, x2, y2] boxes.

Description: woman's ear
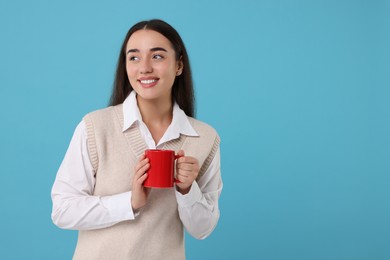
[[176, 57, 183, 76]]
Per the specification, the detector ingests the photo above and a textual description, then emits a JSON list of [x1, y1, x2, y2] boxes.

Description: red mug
[[143, 149, 182, 188]]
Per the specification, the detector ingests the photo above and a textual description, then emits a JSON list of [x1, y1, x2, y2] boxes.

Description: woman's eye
[[153, 54, 164, 60], [129, 56, 139, 61]]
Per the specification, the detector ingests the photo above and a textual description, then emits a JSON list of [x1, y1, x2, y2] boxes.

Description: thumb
[[177, 150, 185, 157]]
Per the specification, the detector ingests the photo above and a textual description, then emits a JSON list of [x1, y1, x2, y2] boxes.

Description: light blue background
[[0, 0, 389, 259]]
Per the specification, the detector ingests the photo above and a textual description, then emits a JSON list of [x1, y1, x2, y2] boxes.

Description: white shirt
[[51, 91, 222, 239]]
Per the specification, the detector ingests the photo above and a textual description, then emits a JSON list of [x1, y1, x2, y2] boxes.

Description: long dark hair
[[109, 19, 195, 117]]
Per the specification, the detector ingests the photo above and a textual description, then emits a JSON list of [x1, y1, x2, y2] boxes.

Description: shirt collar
[[122, 91, 141, 131], [122, 91, 199, 137]]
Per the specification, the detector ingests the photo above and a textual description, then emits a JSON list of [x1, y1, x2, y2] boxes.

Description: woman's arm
[[51, 122, 136, 230], [175, 149, 222, 239]]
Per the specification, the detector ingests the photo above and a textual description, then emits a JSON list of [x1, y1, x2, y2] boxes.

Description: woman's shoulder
[[187, 117, 219, 138], [83, 105, 122, 121], [82, 105, 123, 130], [183, 117, 221, 162], [84, 105, 120, 118]]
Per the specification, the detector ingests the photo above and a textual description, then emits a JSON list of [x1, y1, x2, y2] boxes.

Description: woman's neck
[[136, 96, 173, 144]]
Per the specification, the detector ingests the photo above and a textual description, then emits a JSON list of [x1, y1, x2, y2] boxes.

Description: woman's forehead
[[126, 29, 173, 51]]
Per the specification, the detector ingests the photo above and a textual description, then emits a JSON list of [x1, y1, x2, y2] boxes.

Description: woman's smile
[[138, 77, 160, 88]]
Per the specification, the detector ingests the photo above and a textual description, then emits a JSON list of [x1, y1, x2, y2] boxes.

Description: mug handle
[[174, 154, 184, 183]]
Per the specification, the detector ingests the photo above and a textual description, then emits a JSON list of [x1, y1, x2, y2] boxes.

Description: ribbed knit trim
[[114, 105, 148, 160], [115, 104, 188, 158], [83, 114, 99, 172], [162, 135, 187, 152], [198, 134, 220, 180]]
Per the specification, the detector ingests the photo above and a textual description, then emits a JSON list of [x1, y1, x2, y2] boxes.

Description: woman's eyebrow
[[150, 47, 168, 52], [127, 48, 139, 54], [126, 47, 168, 54]]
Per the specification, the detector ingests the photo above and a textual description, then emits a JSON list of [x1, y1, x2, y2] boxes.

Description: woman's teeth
[[140, 79, 157, 84]]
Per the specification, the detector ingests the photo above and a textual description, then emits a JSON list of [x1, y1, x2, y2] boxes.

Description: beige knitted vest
[[72, 104, 220, 260]]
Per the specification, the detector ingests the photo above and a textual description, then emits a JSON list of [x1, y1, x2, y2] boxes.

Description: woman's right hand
[[131, 154, 151, 211]]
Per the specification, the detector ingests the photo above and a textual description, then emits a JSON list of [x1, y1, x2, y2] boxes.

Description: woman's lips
[[138, 78, 159, 88]]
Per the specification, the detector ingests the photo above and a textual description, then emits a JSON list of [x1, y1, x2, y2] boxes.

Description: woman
[[51, 19, 222, 260]]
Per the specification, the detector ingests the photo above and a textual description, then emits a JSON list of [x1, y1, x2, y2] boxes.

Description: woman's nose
[[140, 59, 153, 74]]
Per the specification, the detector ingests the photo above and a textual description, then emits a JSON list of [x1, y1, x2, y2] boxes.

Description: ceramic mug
[[143, 149, 182, 188]]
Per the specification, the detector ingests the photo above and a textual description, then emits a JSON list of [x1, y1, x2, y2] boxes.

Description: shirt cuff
[[175, 182, 202, 207], [100, 191, 135, 220]]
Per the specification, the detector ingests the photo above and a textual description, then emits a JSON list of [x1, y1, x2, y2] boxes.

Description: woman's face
[[125, 29, 182, 103]]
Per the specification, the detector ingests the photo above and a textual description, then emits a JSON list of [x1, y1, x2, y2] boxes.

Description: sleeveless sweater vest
[[72, 104, 220, 260]]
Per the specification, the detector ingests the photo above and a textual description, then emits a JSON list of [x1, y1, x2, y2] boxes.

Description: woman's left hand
[[175, 150, 200, 195]]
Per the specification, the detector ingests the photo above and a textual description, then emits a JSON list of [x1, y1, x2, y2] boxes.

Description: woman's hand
[[176, 150, 200, 195], [131, 154, 151, 211]]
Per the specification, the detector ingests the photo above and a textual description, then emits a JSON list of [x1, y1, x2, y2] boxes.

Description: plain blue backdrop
[[0, 0, 389, 259]]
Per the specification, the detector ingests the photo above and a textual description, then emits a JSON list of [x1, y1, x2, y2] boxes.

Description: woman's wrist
[[176, 185, 191, 195]]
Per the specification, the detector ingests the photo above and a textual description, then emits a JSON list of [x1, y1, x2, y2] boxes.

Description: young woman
[[51, 19, 222, 260]]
